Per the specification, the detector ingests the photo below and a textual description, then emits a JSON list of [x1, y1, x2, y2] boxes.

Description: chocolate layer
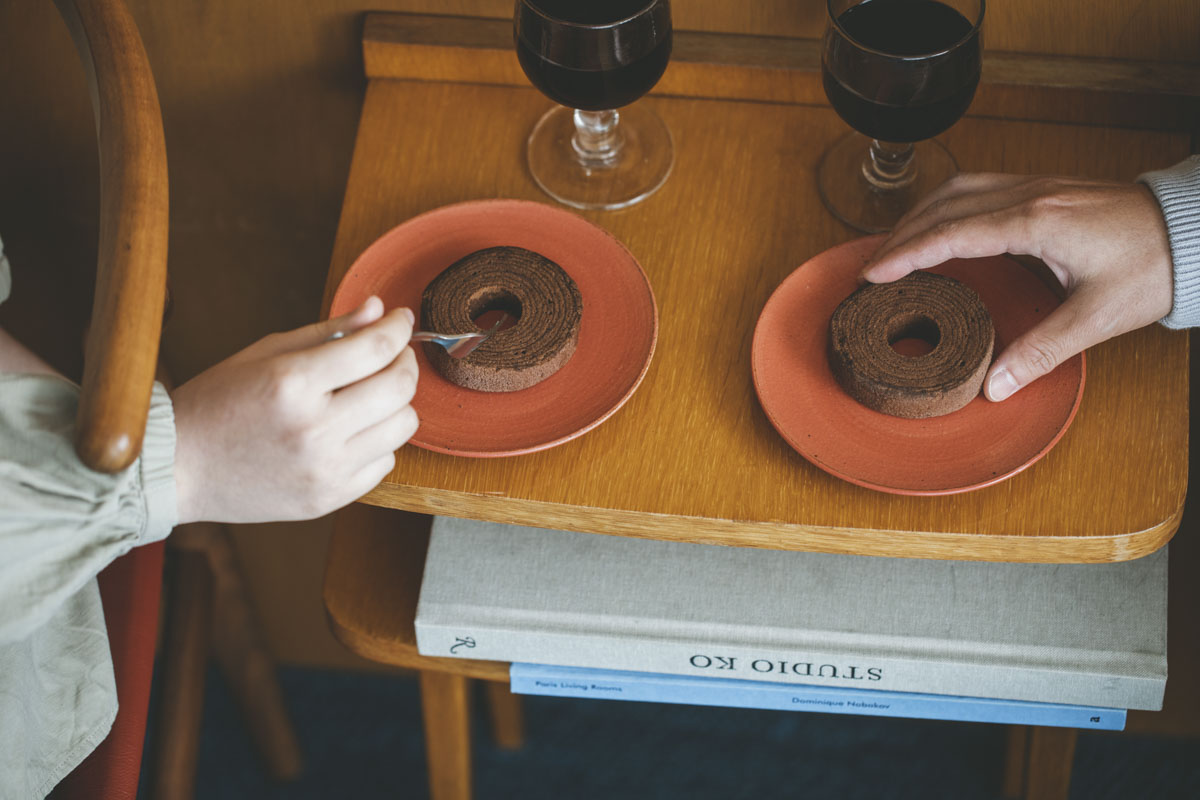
[[421, 246, 583, 392], [828, 271, 994, 419]]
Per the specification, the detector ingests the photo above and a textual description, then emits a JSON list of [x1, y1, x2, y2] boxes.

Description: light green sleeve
[[0, 238, 178, 644], [0, 376, 178, 643]]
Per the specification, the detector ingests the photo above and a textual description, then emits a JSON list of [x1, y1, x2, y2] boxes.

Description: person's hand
[[861, 173, 1173, 401], [171, 296, 418, 524]]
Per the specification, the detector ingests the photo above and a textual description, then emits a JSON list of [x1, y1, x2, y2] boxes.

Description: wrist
[[170, 388, 204, 526]]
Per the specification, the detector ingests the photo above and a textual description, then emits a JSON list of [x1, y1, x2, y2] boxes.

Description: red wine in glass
[[817, 0, 984, 232], [514, 0, 675, 209], [823, 0, 981, 143], [515, 0, 672, 111]]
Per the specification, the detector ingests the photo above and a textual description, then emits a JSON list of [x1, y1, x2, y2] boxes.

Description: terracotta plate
[[752, 236, 1085, 495], [331, 199, 658, 457]]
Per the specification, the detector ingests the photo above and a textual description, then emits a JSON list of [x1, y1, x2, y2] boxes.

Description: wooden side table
[[321, 13, 1197, 800]]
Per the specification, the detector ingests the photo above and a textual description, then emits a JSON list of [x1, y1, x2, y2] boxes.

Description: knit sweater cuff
[[1139, 155, 1200, 329]]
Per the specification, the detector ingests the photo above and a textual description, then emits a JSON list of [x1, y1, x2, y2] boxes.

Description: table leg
[[484, 679, 525, 750], [1024, 726, 1077, 800], [420, 671, 473, 800], [1002, 725, 1029, 798]]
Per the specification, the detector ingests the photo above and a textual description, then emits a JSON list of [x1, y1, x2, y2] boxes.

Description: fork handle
[[328, 330, 477, 344], [411, 331, 480, 342]]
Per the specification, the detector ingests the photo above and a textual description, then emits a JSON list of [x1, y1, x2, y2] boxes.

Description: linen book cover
[[414, 519, 1168, 710]]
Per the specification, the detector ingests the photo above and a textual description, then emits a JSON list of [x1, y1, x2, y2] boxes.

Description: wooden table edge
[[356, 487, 1185, 564]]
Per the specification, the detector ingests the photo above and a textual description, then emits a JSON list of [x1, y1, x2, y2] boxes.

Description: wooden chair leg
[[420, 671, 473, 800], [1002, 725, 1029, 798], [1024, 726, 1077, 800], [484, 680, 526, 750], [183, 523, 304, 780], [149, 547, 213, 800]]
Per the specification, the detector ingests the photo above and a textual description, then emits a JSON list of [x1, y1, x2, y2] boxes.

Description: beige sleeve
[[0, 234, 178, 641], [0, 375, 178, 643]]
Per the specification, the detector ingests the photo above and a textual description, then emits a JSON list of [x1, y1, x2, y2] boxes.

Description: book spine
[[508, 663, 1126, 731], [414, 618, 1162, 710]]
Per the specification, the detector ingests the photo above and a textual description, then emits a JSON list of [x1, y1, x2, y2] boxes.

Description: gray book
[[415, 519, 1168, 710]]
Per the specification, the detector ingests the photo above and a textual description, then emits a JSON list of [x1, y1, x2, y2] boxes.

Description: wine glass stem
[[864, 139, 916, 190], [572, 109, 623, 169]]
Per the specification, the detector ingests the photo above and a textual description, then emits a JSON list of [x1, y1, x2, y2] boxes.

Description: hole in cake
[[469, 290, 523, 331], [887, 313, 940, 357]]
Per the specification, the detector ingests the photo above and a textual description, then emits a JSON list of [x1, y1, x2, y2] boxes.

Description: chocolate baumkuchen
[[420, 246, 583, 392], [828, 271, 994, 419]]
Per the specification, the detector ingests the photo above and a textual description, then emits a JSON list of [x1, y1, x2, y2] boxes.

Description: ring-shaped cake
[[828, 271, 994, 419], [420, 246, 583, 392]]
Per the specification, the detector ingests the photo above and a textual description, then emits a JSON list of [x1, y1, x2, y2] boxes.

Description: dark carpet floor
[[174, 667, 1200, 799]]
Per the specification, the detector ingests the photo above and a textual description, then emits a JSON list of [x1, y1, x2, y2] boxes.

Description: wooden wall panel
[[984, 1, 1200, 63], [371, 0, 1200, 63], [313, 0, 1200, 63]]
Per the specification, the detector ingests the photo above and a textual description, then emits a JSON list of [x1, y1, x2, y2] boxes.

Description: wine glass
[[513, 0, 674, 210], [818, 0, 984, 233]]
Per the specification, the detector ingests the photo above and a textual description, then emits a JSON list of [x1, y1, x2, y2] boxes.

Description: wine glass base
[[527, 105, 674, 211], [817, 132, 959, 233]]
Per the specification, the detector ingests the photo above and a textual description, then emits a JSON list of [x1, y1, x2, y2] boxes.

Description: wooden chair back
[[54, 0, 168, 473], [45, 6, 168, 797]]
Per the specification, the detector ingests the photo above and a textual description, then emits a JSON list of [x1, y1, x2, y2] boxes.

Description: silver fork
[[412, 312, 509, 359], [327, 312, 509, 359]]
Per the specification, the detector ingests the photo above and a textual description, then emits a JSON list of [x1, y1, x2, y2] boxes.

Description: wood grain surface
[[321, 37, 1189, 563]]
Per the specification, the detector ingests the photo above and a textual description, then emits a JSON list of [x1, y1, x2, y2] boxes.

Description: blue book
[[509, 663, 1126, 731]]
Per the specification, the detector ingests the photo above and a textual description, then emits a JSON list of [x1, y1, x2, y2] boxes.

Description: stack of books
[[415, 519, 1168, 731]]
